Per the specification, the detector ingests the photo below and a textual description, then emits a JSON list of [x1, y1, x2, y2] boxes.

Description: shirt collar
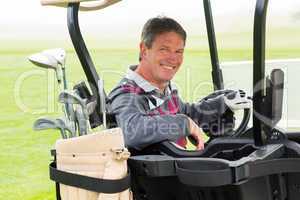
[[125, 65, 176, 96], [125, 65, 159, 93]]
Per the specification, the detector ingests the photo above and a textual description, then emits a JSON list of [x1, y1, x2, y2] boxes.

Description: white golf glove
[[223, 90, 252, 112]]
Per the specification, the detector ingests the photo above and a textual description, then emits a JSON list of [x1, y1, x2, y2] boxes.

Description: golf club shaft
[[61, 66, 74, 120], [60, 66, 77, 136], [60, 129, 67, 139], [98, 79, 106, 129], [76, 107, 88, 136]]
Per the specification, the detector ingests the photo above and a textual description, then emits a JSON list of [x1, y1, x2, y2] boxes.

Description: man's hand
[[187, 117, 205, 150], [223, 90, 252, 112]]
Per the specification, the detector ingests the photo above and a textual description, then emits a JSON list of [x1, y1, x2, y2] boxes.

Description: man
[[108, 16, 250, 151]]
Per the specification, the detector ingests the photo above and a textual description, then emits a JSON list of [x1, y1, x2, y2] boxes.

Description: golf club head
[[33, 117, 67, 139], [58, 90, 88, 118], [42, 48, 66, 66], [28, 52, 59, 70], [33, 117, 58, 130], [28, 50, 62, 83]]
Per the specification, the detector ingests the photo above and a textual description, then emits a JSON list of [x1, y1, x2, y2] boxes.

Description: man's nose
[[167, 52, 180, 63]]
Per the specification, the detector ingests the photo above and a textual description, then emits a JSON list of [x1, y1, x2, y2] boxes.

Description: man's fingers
[[188, 117, 206, 150], [195, 133, 205, 150], [197, 140, 205, 150]]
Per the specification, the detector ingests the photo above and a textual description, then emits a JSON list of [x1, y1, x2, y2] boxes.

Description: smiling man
[[108, 16, 206, 151], [136, 31, 184, 91]]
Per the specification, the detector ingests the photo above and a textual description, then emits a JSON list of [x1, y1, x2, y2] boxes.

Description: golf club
[[98, 79, 107, 129], [28, 48, 65, 89], [58, 90, 89, 119], [29, 49, 76, 130], [33, 117, 67, 139], [74, 106, 88, 136]]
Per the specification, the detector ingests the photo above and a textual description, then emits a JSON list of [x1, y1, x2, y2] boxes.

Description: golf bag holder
[[49, 128, 132, 200]]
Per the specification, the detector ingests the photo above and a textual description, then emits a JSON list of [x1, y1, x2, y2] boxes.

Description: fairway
[[1, 32, 300, 200]]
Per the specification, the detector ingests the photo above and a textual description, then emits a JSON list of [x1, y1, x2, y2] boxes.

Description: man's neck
[[135, 64, 167, 93]]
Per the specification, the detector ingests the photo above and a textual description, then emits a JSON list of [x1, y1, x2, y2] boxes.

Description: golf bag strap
[[49, 162, 131, 193]]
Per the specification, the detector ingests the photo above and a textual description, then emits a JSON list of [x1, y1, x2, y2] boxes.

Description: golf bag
[[50, 128, 132, 200]]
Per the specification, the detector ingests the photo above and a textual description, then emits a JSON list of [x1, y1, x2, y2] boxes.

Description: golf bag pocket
[[50, 127, 132, 200]]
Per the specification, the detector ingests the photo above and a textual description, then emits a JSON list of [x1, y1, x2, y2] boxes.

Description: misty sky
[[1, 0, 300, 39]]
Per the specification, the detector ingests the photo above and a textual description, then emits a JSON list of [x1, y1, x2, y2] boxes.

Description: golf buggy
[[31, 0, 300, 200]]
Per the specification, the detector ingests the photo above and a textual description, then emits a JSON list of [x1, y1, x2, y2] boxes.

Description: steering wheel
[[159, 107, 251, 157], [179, 90, 252, 147], [186, 109, 250, 145], [129, 90, 251, 156]]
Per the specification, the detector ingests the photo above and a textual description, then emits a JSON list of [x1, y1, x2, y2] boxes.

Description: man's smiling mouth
[[160, 63, 176, 70]]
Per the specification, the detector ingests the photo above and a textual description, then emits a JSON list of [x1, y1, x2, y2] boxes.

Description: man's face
[[140, 31, 185, 86]]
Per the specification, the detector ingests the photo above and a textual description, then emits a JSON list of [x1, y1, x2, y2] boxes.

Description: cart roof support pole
[[67, 3, 104, 126], [253, 0, 269, 146], [203, 0, 224, 90]]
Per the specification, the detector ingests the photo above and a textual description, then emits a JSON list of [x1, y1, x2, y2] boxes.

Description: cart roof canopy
[[41, 0, 122, 11]]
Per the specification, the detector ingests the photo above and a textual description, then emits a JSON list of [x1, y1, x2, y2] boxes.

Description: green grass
[[1, 31, 300, 199]]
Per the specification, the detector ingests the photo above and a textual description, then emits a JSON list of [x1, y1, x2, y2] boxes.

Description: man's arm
[[110, 92, 190, 150], [177, 95, 227, 126]]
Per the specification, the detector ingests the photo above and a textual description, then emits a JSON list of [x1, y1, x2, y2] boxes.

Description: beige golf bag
[[50, 128, 132, 200]]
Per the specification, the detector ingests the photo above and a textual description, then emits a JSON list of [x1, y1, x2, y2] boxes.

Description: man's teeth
[[161, 64, 175, 69], [164, 66, 173, 70]]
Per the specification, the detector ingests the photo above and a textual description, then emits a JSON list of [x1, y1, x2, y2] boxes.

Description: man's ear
[[139, 42, 147, 61]]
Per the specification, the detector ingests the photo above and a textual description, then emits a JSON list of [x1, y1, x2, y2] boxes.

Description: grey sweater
[[107, 66, 226, 150]]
